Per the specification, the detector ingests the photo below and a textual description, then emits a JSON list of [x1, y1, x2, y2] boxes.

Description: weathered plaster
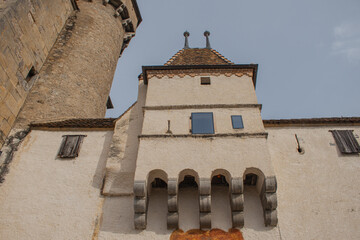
[[267, 126, 360, 240], [0, 130, 113, 240], [103, 81, 147, 195]]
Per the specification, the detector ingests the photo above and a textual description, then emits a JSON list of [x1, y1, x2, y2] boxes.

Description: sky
[[106, 0, 360, 120]]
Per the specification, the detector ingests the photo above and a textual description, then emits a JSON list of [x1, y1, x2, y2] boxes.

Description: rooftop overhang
[[142, 64, 258, 88], [131, 0, 142, 26]]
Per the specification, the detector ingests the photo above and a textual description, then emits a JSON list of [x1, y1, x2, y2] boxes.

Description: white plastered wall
[[142, 108, 264, 135], [145, 75, 258, 106], [267, 126, 360, 240], [0, 129, 113, 240], [135, 137, 275, 182]]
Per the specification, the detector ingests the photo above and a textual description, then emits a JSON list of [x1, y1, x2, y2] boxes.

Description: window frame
[[200, 76, 211, 85], [231, 115, 244, 129], [58, 135, 86, 158], [191, 112, 215, 134]]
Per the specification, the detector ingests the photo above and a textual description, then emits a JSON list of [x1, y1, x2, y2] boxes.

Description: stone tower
[[0, 0, 141, 147], [105, 31, 279, 230]]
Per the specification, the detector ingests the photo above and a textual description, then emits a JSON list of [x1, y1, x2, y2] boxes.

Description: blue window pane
[[231, 115, 244, 129], [191, 112, 214, 134]]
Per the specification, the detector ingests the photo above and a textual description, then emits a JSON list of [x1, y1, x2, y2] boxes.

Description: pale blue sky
[[106, 0, 360, 119]]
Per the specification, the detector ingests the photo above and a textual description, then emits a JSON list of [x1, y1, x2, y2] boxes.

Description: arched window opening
[[244, 173, 258, 186], [178, 174, 199, 230], [211, 174, 232, 229], [211, 174, 229, 186], [179, 175, 198, 188], [151, 178, 167, 188]]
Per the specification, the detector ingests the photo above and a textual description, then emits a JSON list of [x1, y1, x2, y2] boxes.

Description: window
[[58, 135, 85, 158], [191, 112, 214, 134], [231, 115, 244, 129], [200, 77, 211, 85], [25, 66, 37, 83], [330, 130, 360, 154]]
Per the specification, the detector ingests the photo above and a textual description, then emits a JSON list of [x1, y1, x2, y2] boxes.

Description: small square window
[[231, 115, 244, 129], [58, 135, 85, 158], [200, 77, 211, 85], [330, 130, 360, 154], [191, 112, 214, 134]]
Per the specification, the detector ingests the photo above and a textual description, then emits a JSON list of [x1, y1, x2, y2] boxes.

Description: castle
[[1, 1, 360, 240]]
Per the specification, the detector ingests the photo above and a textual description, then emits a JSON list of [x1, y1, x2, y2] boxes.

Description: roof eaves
[[142, 64, 258, 87], [263, 117, 360, 127], [130, 0, 142, 26]]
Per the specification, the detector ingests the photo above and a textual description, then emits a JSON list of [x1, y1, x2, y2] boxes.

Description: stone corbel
[[124, 32, 135, 41], [261, 176, 278, 227], [134, 180, 147, 230], [114, 4, 125, 18], [122, 18, 132, 28], [199, 178, 211, 229], [230, 177, 244, 228], [167, 179, 179, 229]]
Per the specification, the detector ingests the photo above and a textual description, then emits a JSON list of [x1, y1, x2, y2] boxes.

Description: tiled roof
[[263, 117, 360, 127], [165, 48, 234, 66], [30, 118, 117, 129]]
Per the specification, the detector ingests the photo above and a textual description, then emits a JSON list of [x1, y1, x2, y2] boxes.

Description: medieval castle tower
[[1, 1, 360, 240], [0, 0, 141, 147]]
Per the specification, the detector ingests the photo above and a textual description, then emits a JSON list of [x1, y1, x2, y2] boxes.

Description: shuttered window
[[58, 135, 85, 158], [330, 130, 360, 154]]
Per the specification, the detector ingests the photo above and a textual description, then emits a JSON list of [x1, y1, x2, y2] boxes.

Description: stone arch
[[243, 167, 266, 193], [147, 169, 168, 195], [178, 169, 199, 187], [210, 169, 232, 229], [211, 169, 231, 186], [243, 168, 278, 227]]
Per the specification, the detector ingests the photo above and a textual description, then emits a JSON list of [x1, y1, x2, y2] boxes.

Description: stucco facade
[[0, 30, 359, 239], [267, 126, 360, 239], [0, 129, 113, 239]]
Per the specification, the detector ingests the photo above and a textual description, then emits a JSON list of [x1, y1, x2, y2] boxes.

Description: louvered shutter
[[58, 135, 85, 158], [330, 130, 360, 154]]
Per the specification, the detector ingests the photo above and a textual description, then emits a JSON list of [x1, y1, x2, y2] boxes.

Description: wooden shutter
[[58, 135, 85, 158], [330, 130, 360, 154]]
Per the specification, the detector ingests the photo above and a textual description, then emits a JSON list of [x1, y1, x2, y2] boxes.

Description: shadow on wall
[[100, 196, 141, 234], [211, 182, 232, 229], [243, 185, 266, 231], [92, 131, 114, 189]]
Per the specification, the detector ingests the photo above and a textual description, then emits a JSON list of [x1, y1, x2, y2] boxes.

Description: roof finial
[[184, 31, 190, 49], [204, 31, 211, 49]]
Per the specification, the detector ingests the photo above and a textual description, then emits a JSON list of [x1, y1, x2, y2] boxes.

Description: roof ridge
[[210, 48, 234, 64], [164, 48, 233, 66], [164, 49, 185, 66]]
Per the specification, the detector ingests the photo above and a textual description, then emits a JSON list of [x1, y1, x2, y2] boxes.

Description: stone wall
[[0, 0, 141, 148], [15, 0, 140, 129], [0, 0, 74, 147]]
